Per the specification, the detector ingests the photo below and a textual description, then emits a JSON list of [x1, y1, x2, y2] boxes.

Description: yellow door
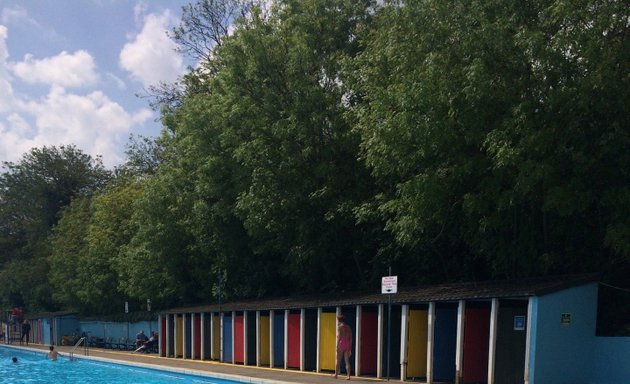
[[212, 314, 220, 360], [176, 316, 183, 357], [319, 312, 337, 371], [259, 315, 270, 365], [407, 309, 428, 378]]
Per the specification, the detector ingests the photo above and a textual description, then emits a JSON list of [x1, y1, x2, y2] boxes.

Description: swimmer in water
[[46, 345, 59, 361]]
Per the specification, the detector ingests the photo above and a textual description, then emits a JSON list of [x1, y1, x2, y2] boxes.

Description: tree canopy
[[0, 0, 627, 333], [0, 145, 110, 310]]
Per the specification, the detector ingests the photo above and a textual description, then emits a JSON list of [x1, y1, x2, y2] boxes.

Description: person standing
[[21, 320, 31, 345], [334, 314, 352, 380]]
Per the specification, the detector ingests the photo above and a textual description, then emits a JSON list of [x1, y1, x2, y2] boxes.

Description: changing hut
[[158, 274, 630, 384]]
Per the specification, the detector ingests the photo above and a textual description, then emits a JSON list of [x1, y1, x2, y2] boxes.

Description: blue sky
[[0, 0, 191, 168]]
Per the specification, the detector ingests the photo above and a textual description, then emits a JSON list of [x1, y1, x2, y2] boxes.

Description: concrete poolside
[[3, 343, 383, 384]]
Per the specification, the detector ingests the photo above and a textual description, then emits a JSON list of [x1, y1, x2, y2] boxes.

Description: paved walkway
[[3, 343, 386, 384]]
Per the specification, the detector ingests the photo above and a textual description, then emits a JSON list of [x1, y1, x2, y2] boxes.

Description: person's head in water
[[11, 357, 17, 363], [49, 345, 54, 351]]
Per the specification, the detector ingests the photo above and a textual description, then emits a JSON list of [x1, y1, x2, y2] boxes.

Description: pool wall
[[0, 344, 282, 384]]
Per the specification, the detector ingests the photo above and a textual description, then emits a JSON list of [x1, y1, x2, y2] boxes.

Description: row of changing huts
[[156, 275, 629, 384]]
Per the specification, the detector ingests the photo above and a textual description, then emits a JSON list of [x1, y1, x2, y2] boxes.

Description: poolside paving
[[5, 343, 385, 384]]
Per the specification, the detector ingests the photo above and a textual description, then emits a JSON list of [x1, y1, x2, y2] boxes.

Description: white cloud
[[1, 5, 39, 27], [106, 72, 127, 90], [15, 85, 153, 167], [0, 23, 155, 168], [0, 113, 37, 163], [12, 50, 99, 88], [1, 5, 59, 43], [0, 25, 15, 114], [133, 1, 149, 24], [119, 10, 183, 87]]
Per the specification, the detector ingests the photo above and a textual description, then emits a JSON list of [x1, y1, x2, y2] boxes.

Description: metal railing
[[69, 337, 88, 361]]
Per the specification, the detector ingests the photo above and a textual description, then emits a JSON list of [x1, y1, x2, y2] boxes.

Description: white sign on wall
[[382, 275, 398, 294]]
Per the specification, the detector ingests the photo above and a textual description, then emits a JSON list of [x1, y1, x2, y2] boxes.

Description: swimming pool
[[0, 346, 257, 384]]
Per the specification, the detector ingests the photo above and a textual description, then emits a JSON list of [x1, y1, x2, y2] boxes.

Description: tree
[[0, 145, 111, 311], [116, 134, 165, 178], [196, 0, 380, 293], [349, 0, 630, 282], [80, 180, 144, 314], [146, 0, 255, 112], [49, 197, 92, 311], [118, 158, 203, 307]]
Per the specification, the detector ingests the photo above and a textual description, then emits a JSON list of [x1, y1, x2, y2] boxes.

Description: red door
[[193, 315, 201, 359], [234, 314, 244, 363], [463, 307, 490, 383], [287, 313, 301, 368], [360, 311, 378, 375]]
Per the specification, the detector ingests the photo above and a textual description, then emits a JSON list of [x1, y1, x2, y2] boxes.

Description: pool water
[[0, 347, 244, 384]]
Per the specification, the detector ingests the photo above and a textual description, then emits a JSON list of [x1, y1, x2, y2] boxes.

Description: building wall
[[42, 318, 52, 345], [80, 320, 157, 340], [150, 280, 629, 382], [589, 337, 630, 384], [529, 283, 598, 384], [54, 315, 80, 345]]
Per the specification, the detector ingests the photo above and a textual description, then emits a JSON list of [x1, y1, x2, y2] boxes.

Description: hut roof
[[25, 311, 78, 319], [159, 273, 598, 314]]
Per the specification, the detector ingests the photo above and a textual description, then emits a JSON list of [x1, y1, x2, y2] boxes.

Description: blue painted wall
[[185, 316, 192, 357], [222, 314, 233, 362], [273, 311, 285, 368], [54, 315, 80, 345], [433, 305, 457, 381], [529, 283, 597, 384], [589, 337, 630, 384], [80, 320, 158, 340], [42, 318, 51, 345]]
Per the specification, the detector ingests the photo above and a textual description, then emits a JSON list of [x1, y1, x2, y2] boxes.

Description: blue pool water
[[0, 347, 245, 384]]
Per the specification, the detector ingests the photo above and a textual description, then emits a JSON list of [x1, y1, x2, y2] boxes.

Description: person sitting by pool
[[46, 345, 59, 361], [133, 332, 158, 353], [135, 329, 149, 349]]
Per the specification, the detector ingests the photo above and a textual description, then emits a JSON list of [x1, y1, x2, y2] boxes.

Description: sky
[[0, 0, 192, 168]]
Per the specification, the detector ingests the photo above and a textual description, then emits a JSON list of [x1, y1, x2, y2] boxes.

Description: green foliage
[[49, 197, 92, 311], [350, 0, 630, 282], [117, 160, 200, 307], [211, 0, 380, 293], [0, 146, 111, 311], [0, 1, 627, 332], [116, 134, 165, 177]]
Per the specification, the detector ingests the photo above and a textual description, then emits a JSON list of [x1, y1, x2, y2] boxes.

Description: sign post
[[382, 272, 397, 380]]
